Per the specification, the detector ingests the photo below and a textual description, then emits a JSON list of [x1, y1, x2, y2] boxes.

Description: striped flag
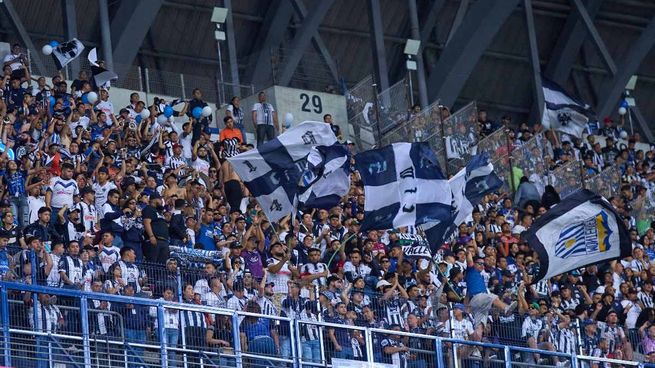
[[542, 78, 594, 138], [525, 189, 630, 283], [424, 153, 503, 249], [355, 142, 452, 231], [298, 144, 350, 209], [227, 121, 337, 222]]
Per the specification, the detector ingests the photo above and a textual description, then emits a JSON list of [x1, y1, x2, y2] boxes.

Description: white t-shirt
[[96, 100, 115, 118], [180, 133, 193, 159], [252, 102, 275, 125], [3, 53, 23, 71], [48, 177, 79, 208], [93, 181, 117, 217], [267, 257, 291, 294], [192, 158, 210, 176], [27, 195, 46, 224]]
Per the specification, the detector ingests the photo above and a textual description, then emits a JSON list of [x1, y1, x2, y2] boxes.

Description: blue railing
[[1, 281, 653, 368]]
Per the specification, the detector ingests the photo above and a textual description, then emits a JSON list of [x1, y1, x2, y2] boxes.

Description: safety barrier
[[3, 281, 653, 368]]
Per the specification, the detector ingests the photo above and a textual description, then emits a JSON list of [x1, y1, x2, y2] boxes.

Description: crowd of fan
[[2, 43, 655, 367]]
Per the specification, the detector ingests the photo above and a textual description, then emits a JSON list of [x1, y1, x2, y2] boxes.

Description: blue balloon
[[135, 115, 142, 124], [620, 99, 629, 109], [48, 96, 56, 106], [49, 40, 59, 48], [164, 105, 174, 118], [81, 93, 89, 104], [192, 106, 203, 119]]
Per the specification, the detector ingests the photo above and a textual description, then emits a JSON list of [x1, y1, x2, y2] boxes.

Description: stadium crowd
[[1, 43, 655, 367]]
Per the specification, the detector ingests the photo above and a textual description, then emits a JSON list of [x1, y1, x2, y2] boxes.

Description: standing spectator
[[251, 91, 278, 146], [324, 114, 342, 140], [226, 96, 246, 144], [116, 284, 149, 368], [45, 162, 78, 225], [150, 286, 180, 367], [3, 44, 29, 82], [113, 246, 143, 293], [24, 207, 61, 246], [58, 241, 84, 289], [267, 241, 298, 310], [187, 88, 211, 145], [180, 284, 208, 365], [99, 189, 125, 247], [93, 166, 117, 218], [142, 192, 170, 263]]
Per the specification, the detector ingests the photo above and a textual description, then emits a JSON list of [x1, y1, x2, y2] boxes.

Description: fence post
[[505, 130, 516, 193], [157, 304, 168, 367], [144, 68, 151, 94], [30, 250, 38, 329], [293, 319, 302, 368], [289, 318, 299, 368], [570, 353, 578, 368], [434, 338, 444, 368], [365, 328, 375, 364], [371, 83, 382, 147], [579, 161, 586, 190], [176, 267, 183, 303], [80, 295, 92, 368], [232, 313, 243, 368], [503, 345, 512, 368], [137, 66, 144, 92], [180, 74, 186, 100], [1, 286, 11, 367]]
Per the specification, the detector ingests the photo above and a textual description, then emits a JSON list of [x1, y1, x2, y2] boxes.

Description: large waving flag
[[525, 189, 630, 283], [424, 153, 503, 249], [298, 144, 350, 209], [227, 121, 337, 222], [542, 78, 595, 138], [355, 142, 452, 231]]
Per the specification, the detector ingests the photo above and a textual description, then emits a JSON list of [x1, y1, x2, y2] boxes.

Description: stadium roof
[[2, 0, 655, 136]]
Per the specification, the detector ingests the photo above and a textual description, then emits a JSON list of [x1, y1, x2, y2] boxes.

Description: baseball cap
[[376, 280, 392, 289], [453, 303, 465, 311]]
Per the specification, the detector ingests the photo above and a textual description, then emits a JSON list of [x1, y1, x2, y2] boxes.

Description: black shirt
[[142, 205, 169, 240]]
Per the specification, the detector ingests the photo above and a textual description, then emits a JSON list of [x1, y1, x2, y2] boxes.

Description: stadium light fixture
[[211, 6, 229, 106], [404, 39, 421, 106]]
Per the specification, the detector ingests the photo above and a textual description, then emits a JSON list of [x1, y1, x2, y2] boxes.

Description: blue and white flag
[[542, 78, 595, 138], [52, 38, 85, 71], [227, 121, 337, 222], [424, 153, 503, 249], [525, 189, 630, 283], [355, 142, 452, 231], [298, 144, 350, 209]]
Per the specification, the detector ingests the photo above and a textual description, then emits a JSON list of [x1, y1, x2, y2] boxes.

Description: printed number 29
[[300, 93, 322, 114]]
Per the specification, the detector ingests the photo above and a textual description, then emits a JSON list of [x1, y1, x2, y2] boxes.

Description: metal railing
[[2, 281, 653, 368]]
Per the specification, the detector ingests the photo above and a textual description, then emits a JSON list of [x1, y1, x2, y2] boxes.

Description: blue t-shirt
[[465, 266, 487, 297], [241, 318, 272, 341], [197, 223, 217, 251]]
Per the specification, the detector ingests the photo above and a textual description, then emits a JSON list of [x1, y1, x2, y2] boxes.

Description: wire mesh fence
[[346, 74, 375, 119], [549, 160, 584, 199], [586, 165, 621, 200]]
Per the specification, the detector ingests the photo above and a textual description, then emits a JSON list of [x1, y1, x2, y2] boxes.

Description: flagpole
[[505, 128, 516, 193], [438, 106, 449, 177], [371, 83, 383, 148]]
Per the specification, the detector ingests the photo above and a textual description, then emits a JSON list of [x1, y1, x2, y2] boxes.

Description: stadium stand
[[1, 34, 655, 368]]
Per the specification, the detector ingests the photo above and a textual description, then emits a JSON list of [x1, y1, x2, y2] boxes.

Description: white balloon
[[42, 44, 53, 56], [201, 105, 212, 117], [284, 112, 293, 128], [87, 91, 98, 104], [618, 107, 627, 116], [140, 109, 151, 119], [620, 130, 628, 139], [157, 114, 168, 124]]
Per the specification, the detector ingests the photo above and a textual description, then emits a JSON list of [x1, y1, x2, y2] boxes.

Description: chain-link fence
[[346, 75, 375, 119], [380, 100, 442, 147], [549, 160, 584, 199], [377, 78, 410, 136], [441, 101, 478, 174], [586, 166, 621, 200], [27, 50, 255, 106]]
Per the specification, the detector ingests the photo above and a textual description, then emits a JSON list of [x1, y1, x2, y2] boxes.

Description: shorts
[[469, 293, 498, 327]]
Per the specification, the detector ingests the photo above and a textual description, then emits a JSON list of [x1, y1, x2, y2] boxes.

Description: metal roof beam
[[368, 0, 390, 92], [110, 0, 164, 73], [61, 0, 79, 76], [286, 0, 338, 86], [544, 0, 602, 84], [224, 0, 241, 98], [426, 0, 521, 106], [630, 105, 655, 143], [245, 0, 294, 89], [419, 0, 447, 45], [0, 0, 46, 75], [571, 0, 617, 76], [524, 0, 544, 122], [597, 16, 655, 120]]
